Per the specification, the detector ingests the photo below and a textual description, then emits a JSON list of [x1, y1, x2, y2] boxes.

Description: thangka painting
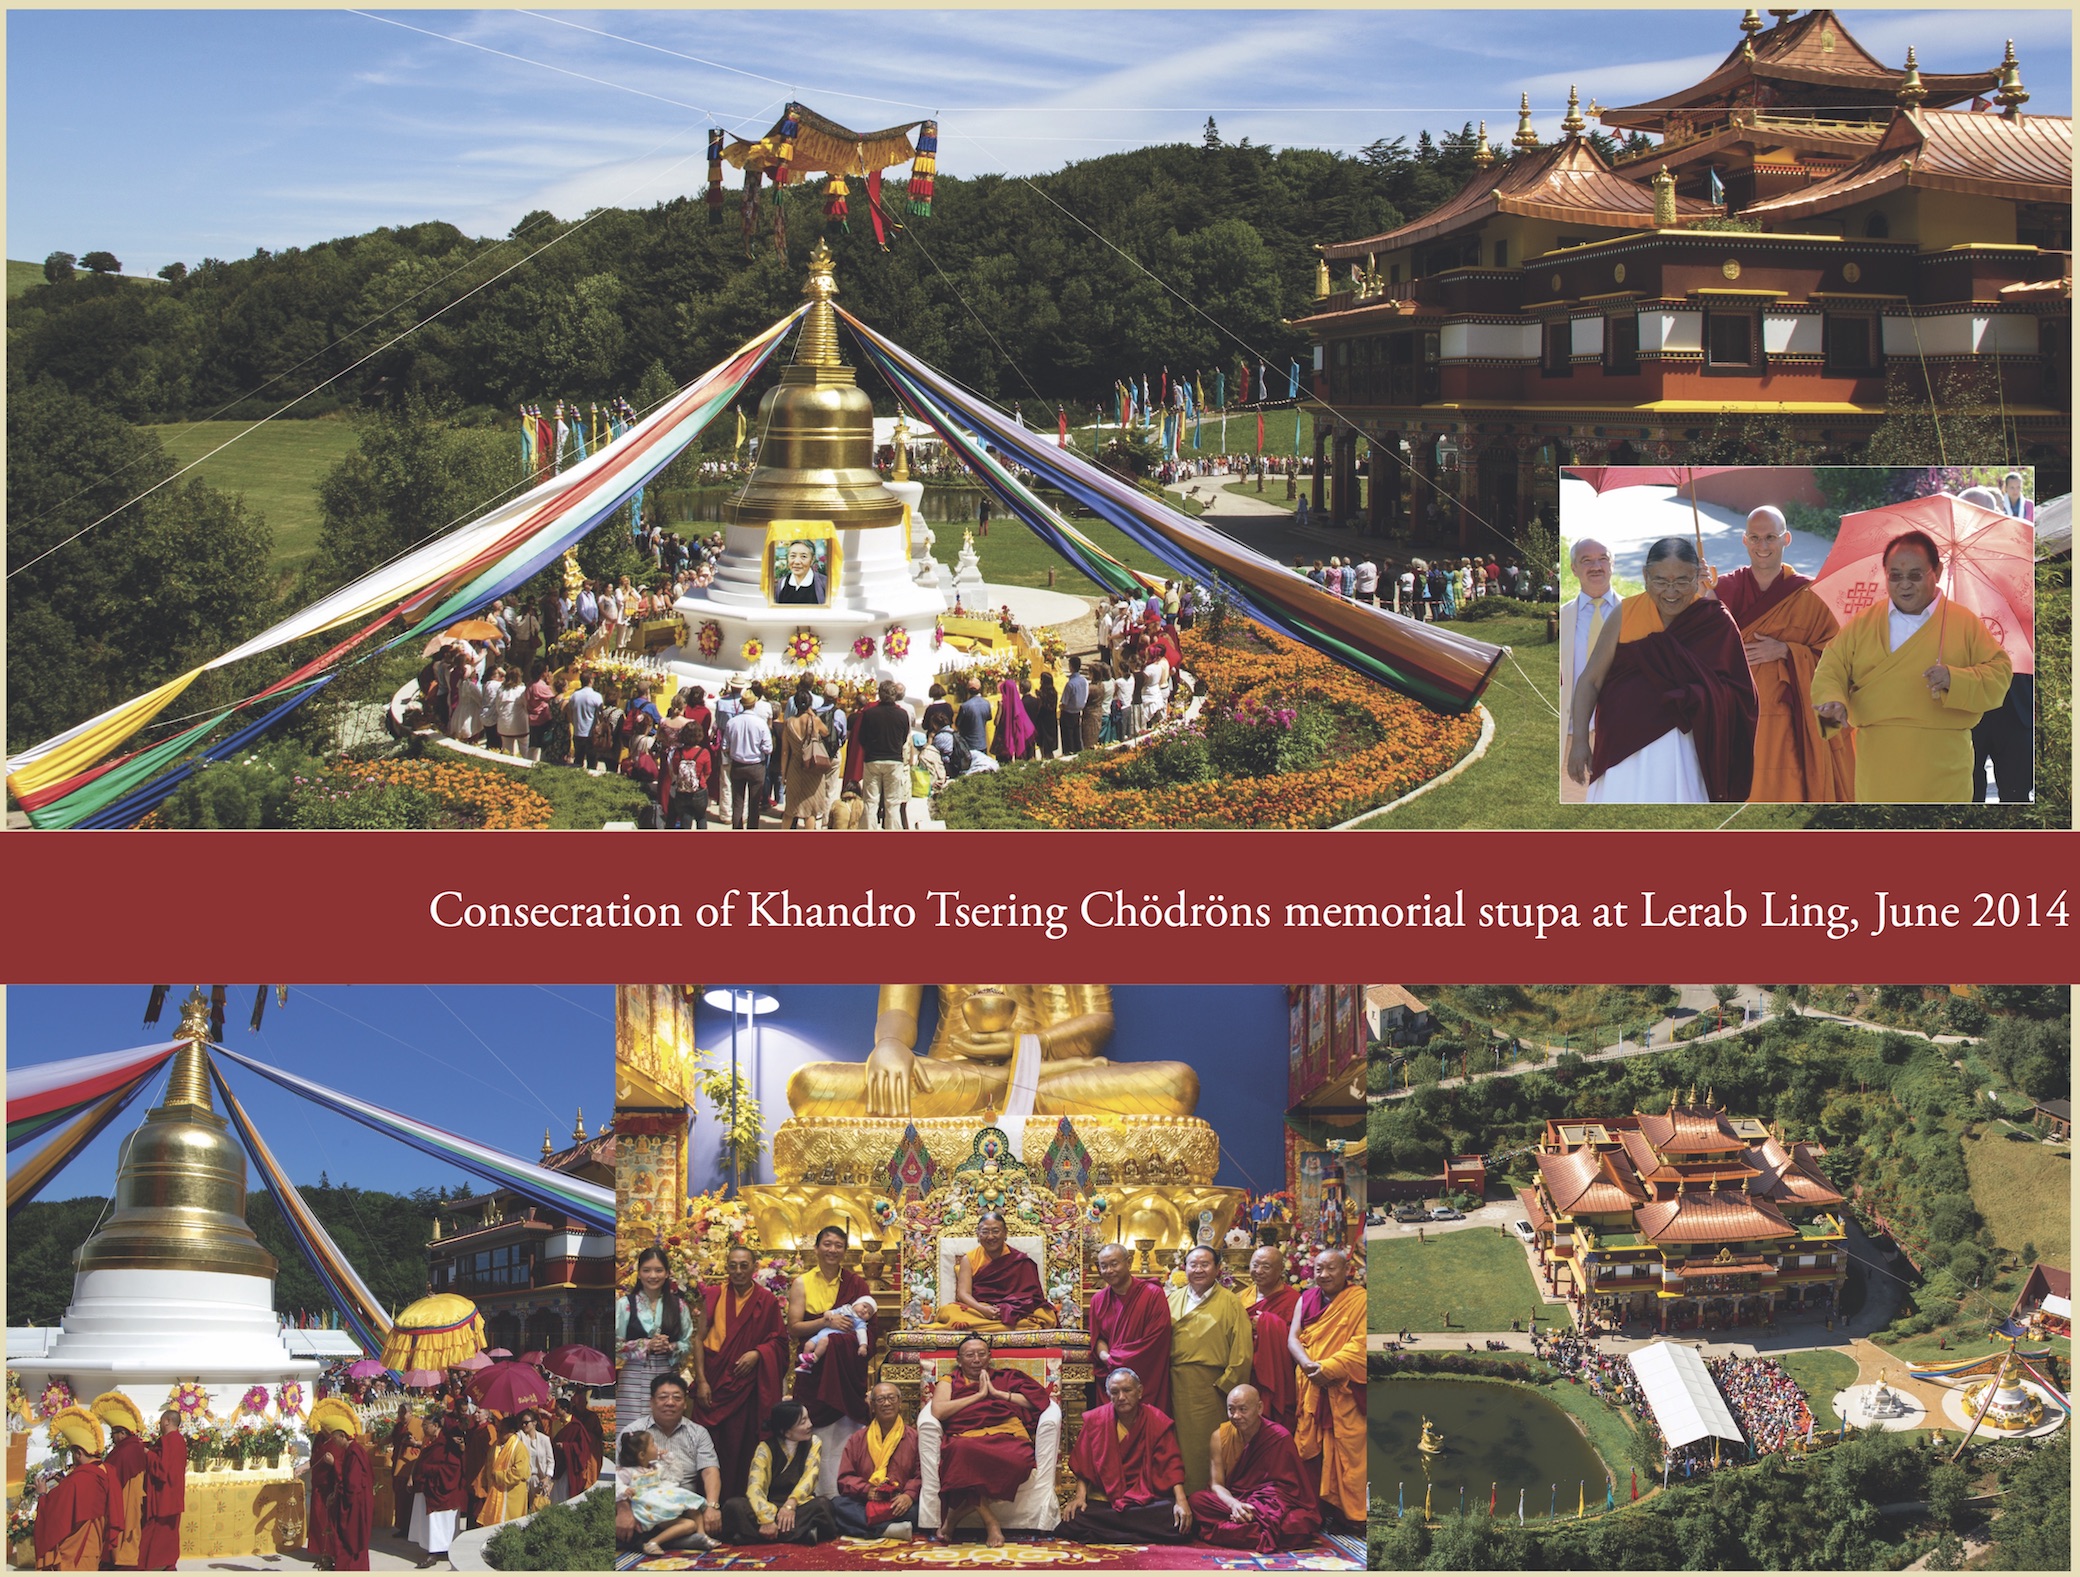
[[1306, 984, 1331, 1091], [1286, 988, 1306, 1106]]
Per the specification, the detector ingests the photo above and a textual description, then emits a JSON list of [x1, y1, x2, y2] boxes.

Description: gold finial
[[1996, 40, 2030, 117], [1314, 255, 1331, 299], [798, 237, 841, 367], [891, 413, 912, 480], [163, 990, 215, 1110], [1472, 121, 1494, 168], [1740, 9, 1764, 36], [542, 1127, 554, 1161], [1768, 8, 1797, 23], [1561, 86, 1586, 139], [1897, 47, 1927, 108], [573, 1107, 587, 1142], [1741, 36, 1756, 61], [1512, 93, 1539, 152], [1652, 164, 1678, 226]]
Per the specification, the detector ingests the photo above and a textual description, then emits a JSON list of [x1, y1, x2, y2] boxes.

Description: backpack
[[674, 751, 709, 796], [945, 731, 974, 775]]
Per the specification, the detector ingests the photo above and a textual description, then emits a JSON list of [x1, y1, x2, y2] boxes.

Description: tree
[[80, 250, 122, 276], [157, 262, 188, 283], [1925, 1461, 1972, 1531], [1202, 117, 1221, 149], [43, 251, 76, 284]]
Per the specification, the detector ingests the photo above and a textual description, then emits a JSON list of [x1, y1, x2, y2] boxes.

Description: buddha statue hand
[[864, 1037, 925, 1116]]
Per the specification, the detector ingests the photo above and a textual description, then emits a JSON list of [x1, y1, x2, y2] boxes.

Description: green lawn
[[1352, 610, 1814, 830], [147, 418, 363, 579], [1870, 1327, 2073, 1367], [9, 259, 163, 297], [1370, 1226, 1574, 1335], [1962, 1130, 2071, 1270], [934, 501, 1175, 594], [1774, 1347, 1859, 1410]]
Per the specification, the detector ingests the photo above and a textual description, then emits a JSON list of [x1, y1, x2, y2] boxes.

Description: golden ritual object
[[75, 989, 278, 1280], [1418, 1415, 1445, 1454], [723, 239, 903, 534]]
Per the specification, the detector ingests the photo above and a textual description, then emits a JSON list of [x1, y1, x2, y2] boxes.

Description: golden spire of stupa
[[1995, 40, 2030, 118], [798, 237, 841, 368], [1897, 47, 1928, 108], [1560, 86, 1586, 140], [1512, 93, 1540, 152], [1472, 121, 1494, 168]]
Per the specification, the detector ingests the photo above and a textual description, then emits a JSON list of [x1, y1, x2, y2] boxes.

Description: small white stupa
[[8, 991, 318, 1449], [663, 239, 959, 706]]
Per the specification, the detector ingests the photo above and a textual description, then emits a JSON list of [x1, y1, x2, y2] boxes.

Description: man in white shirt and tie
[[1558, 538, 1619, 804]]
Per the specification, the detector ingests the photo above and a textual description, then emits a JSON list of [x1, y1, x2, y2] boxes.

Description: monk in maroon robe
[[309, 1433, 343, 1564], [138, 1414, 186, 1571], [687, 1243, 787, 1501], [1056, 1373, 1193, 1544], [552, 1402, 603, 1496], [1089, 1244, 1173, 1416], [833, 1383, 922, 1537], [34, 1410, 119, 1571], [102, 1424, 149, 1569], [1189, 1385, 1321, 1552], [789, 1227, 875, 1434], [936, 1213, 1057, 1331], [413, 1411, 469, 1539], [931, 1336, 1053, 1547], [1242, 1249, 1302, 1431], [332, 1431, 375, 1571], [387, 1408, 421, 1536]]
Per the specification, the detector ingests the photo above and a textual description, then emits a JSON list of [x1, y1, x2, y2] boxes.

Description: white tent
[[2041, 1292, 2072, 1320], [1627, 1340, 1744, 1451]]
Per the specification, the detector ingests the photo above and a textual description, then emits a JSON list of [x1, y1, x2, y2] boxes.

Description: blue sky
[[8, 9, 2067, 274], [7, 985, 613, 1198]]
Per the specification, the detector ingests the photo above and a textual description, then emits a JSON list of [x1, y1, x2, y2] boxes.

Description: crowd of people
[[614, 1233, 1365, 1555], [1280, 551, 1545, 620], [1706, 1356, 1813, 1457], [1539, 1331, 1650, 1416]]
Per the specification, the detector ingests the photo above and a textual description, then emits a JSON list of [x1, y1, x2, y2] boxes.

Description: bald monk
[[90, 1394, 149, 1569], [1055, 1369, 1194, 1544], [935, 1211, 1057, 1331], [1718, 506, 1853, 802], [1089, 1243, 1173, 1415], [1813, 529, 2012, 803], [1240, 1248, 1301, 1431], [787, 985, 1199, 1119], [1190, 1385, 1322, 1552], [690, 1243, 788, 1501], [138, 1412, 186, 1570], [35, 1408, 120, 1570], [1287, 1250, 1366, 1530], [931, 1335, 1052, 1547]]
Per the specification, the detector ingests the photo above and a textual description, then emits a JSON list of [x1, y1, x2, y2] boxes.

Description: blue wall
[[689, 985, 1287, 1193]]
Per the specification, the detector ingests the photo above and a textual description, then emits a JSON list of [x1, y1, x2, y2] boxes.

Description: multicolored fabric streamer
[[841, 309, 1502, 713], [10, 310, 804, 826], [209, 1045, 614, 1232], [7, 1052, 178, 1219], [205, 1057, 392, 1356], [7, 1041, 185, 1151]]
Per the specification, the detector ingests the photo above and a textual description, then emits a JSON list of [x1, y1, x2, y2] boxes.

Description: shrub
[[485, 1486, 612, 1570]]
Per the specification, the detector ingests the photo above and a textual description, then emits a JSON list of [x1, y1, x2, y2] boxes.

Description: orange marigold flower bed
[[313, 757, 555, 830], [976, 621, 1482, 830]]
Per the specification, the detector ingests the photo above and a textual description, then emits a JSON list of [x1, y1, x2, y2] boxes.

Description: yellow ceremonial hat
[[309, 1398, 360, 1438], [49, 1406, 105, 1456], [91, 1391, 146, 1436]]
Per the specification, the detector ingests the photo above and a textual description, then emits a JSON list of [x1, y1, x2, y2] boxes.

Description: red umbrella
[[456, 1352, 495, 1372], [1812, 493, 2034, 675], [485, 1348, 515, 1360], [541, 1345, 614, 1387], [345, 1359, 390, 1379], [515, 1351, 546, 1367], [1565, 466, 1691, 492], [401, 1368, 447, 1388], [466, 1361, 553, 1418]]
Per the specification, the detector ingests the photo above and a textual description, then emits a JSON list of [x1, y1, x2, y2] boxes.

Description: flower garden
[[141, 747, 557, 830], [935, 620, 1484, 829]]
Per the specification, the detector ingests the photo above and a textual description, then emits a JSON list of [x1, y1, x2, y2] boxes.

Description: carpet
[[617, 1534, 1363, 1570]]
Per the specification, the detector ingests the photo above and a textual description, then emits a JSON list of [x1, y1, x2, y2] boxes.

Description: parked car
[[1393, 1204, 1427, 1224], [1511, 1219, 1536, 1242], [1428, 1206, 1464, 1221]]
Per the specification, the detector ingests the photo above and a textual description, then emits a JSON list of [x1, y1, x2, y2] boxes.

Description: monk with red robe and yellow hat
[[34, 1407, 121, 1570], [90, 1393, 149, 1570]]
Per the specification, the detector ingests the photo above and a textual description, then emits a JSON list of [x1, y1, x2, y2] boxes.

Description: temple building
[[1518, 1096, 1848, 1331], [427, 1113, 615, 1354], [1291, 9, 2070, 548]]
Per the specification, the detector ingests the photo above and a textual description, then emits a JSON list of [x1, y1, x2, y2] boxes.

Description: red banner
[[4, 831, 2075, 983]]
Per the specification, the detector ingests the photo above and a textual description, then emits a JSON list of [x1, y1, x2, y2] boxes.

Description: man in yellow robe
[[1813, 530, 2012, 803], [1286, 1249, 1365, 1528], [1165, 1247, 1253, 1494], [1718, 507, 1854, 803]]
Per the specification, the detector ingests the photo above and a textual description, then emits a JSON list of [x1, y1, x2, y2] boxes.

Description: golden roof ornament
[[1512, 93, 1539, 152], [891, 413, 912, 480], [799, 237, 841, 368], [1314, 254, 1331, 299], [1740, 36, 1756, 62], [1740, 9, 1764, 37], [1995, 40, 2030, 117], [1897, 47, 1927, 108], [1472, 121, 1494, 168], [1652, 164, 1678, 227], [1768, 8, 1797, 23], [574, 1107, 588, 1142], [1561, 86, 1586, 140], [542, 1127, 555, 1161]]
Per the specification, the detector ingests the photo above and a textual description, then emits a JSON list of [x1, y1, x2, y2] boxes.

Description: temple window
[[1824, 313, 1876, 372], [1493, 239, 1508, 268], [1864, 211, 1890, 239], [1706, 310, 1758, 368], [1543, 320, 1573, 377], [1605, 313, 1640, 374]]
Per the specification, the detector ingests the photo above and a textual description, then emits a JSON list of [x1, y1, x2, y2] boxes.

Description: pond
[[1370, 1377, 1609, 1521]]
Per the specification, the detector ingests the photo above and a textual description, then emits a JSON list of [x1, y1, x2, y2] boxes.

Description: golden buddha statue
[[785, 985, 1200, 1119]]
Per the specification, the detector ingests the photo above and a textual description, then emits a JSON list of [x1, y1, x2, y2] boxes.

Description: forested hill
[[6, 1186, 444, 1328], [8, 127, 1537, 426]]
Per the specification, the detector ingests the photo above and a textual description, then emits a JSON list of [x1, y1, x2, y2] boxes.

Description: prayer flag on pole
[[1058, 405, 1069, 448]]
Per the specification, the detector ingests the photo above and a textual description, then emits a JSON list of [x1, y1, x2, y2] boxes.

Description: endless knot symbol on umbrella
[[1840, 581, 1881, 615]]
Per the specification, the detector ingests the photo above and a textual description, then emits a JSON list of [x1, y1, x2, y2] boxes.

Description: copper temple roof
[[1740, 107, 2074, 222]]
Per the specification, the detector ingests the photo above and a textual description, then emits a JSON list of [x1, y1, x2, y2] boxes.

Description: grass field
[[147, 418, 363, 579], [1774, 1348, 1860, 1409], [9, 259, 162, 297], [1962, 1130, 2071, 1270], [1370, 1227, 1574, 1335], [1869, 1327, 2073, 1367]]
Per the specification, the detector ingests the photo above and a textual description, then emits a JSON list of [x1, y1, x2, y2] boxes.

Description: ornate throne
[[876, 1125, 1094, 1532]]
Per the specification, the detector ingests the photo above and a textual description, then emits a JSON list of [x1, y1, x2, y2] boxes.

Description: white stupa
[[662, 238, 961, 707], [8, 992, 319, 1449]]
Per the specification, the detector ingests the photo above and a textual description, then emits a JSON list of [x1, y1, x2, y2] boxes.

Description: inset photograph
[[612, 983, 1366, 1569], [5, 986, 615, 1571], [1367, 984, 2072, 1570], [1562, 467, 2037, 806]]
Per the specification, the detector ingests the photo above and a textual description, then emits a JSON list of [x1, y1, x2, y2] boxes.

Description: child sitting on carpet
[[795, 1294, 877, 1372], [617, 1429, 713, 1555]]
